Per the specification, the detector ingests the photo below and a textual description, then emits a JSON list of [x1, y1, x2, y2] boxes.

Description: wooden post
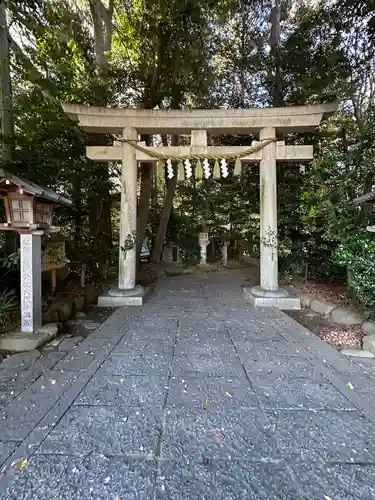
[[51, 269, 57, 294]]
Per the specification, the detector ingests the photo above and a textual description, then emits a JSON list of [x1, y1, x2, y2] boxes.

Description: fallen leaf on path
[[16, 459, 27, 470]]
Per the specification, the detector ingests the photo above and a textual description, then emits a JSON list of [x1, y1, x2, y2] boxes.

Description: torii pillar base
[[243, 286, 301, 311], [97, 284, 149, 307]]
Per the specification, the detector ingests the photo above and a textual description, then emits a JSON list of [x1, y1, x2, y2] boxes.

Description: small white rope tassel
[[167, 159, 174, 179], [184, 159, 193, 179], [203, 159, 211, 179], [220, 158, 229, 178]]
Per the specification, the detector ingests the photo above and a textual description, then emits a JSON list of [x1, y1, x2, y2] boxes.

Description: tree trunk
[[136, 161, 153, 262], [151, 166, 158, 208], [72, 173, 84, 243], [87, 134, 113, 256], [151, 174, 178, 264], [0, 1, 17, 253], [151, 135, 179, 263], [0, 0, 14, 161], [88, 0, 114, 73], [269, 1, 283, 107]]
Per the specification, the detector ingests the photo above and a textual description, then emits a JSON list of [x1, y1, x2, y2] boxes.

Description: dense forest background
[[1, 0, 375, 317]]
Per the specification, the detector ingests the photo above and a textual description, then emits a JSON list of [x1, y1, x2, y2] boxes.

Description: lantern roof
[[0, 169, 71, 206]]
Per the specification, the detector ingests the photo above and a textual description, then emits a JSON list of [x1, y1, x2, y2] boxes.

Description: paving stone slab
[[225, 323, 285, 343], [0, 351, 41, 371], [30, 351, 66, 372], [342, 348, 375, 358], [156, 460, 302, 500], [268, 409, 375, 462], [57, 336, 85, 352], [234, 339, 305, 359], [172, 347, 243, 378], [101, 343, 174, 376], [0, 370, 44, 406], [86, 310, 130, 339], [0, 391, 15, 407], [166, 376, 258, 410], [38, 405, 162, 457], [174, 342, 237, 357], [126, 317, 177, 332], [0, 454, 156, 500], [118, 330, 176, 348], [241, 354, 318, 378], [0, 368, 41, 392], [0, 441, 20, 466], [250, 375, 355, 410], [290, 460, 375, 500], [162, 407, 278, 461], [53, 351, 96, 372], [346, 378, 375, 406], [0, 371, 78, 441], [75, 373, 168, 408], [73, 337, 117, 354], [177, 329, 233, 347]]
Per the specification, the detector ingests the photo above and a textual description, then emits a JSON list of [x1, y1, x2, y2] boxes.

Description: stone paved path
[[2, 270, 375, 498]]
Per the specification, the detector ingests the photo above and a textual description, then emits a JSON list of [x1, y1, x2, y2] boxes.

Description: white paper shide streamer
[[220, 159, 229, 178], [184, 159, 193, 179], [167, 159, 174, 179]]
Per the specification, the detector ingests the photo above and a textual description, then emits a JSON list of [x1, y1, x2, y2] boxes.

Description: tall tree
[[0, 0, 14, 161]]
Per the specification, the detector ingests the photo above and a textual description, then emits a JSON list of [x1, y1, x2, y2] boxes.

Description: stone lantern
[[198, 228, 210, 266], [0, 169, 70, 349]]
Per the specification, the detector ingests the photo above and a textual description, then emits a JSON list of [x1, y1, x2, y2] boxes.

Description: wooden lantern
[[0, 168, 71, 333], [0, 168, 70, 233]]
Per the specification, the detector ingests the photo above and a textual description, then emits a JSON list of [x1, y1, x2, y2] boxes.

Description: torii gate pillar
[[98, 126, 147, 307], [243, 127, 300, 309]]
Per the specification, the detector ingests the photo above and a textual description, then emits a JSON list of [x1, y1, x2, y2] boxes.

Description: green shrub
[[0, 289, 18, 328], [335, 230, 375, 317]]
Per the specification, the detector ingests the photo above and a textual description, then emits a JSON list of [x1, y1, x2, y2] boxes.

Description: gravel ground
[[287, 308, 363, 350]]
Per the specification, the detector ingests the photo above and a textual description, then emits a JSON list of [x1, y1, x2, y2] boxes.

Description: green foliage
[[1, 0, 375, 317], [335, 231, 375, 317], [166, 212, 200, 264], [0, 250, 20, 270], [67, 232, 113, 277], [0, 289, 18, 328]]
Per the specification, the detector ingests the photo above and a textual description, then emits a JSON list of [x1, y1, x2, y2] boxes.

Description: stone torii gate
[[63, 103, 337, 309]]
